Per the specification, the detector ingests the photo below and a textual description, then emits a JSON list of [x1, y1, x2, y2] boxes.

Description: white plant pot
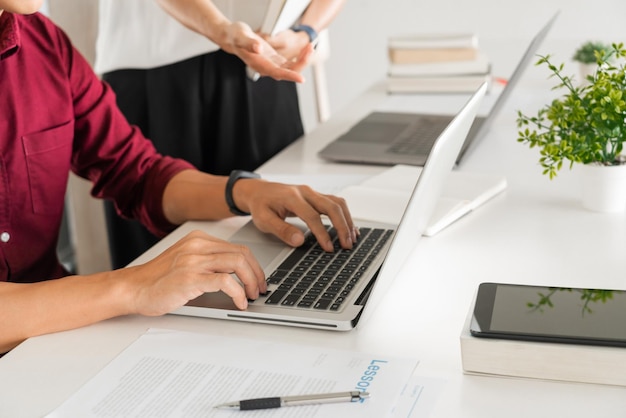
[[579, 163, 626, 212], [578, 63, 596, 85]]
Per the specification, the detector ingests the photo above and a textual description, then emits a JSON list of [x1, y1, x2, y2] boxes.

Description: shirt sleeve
[[54, 23, 195, 237]]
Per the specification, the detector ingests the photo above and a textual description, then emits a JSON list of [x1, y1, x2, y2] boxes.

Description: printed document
[[47, 328, 420, 417]]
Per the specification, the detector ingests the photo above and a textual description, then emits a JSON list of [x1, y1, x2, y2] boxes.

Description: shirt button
[[1, 232, 10, 243]]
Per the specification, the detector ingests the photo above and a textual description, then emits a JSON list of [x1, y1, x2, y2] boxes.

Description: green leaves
[[572, 41, 613, 64], [527, 288, 622, 317], [516, 43, 626, 177]]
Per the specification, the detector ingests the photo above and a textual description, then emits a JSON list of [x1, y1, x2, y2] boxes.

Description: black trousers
[[103, 50, 304, 268]]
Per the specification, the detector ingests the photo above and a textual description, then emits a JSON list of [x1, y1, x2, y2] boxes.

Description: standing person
[[96, 0, 346, 268], [0, 3, 357, 353]]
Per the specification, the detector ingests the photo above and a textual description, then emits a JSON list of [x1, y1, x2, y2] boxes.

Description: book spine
[[460, 336, 626, 387], [386, 75, 491, 94], [389, 48, 478, 64], [388, 34, 478, 50], [387, 54, 490, 77]]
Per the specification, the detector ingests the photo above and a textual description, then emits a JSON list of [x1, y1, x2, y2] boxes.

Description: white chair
[[310, 29, 331, 123]]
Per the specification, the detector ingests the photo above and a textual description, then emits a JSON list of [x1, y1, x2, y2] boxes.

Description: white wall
[[298, 0, 626, 132]]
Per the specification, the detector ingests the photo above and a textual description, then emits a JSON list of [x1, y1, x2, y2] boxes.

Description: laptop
[[317, 12, 559, 167], [170, 82, 488, 330]]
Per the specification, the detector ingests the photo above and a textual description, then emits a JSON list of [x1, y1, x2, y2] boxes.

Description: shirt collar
[[0, 12, 19, 60]]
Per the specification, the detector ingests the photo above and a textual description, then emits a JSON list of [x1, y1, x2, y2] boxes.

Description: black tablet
[[470, 282, 626, 348]]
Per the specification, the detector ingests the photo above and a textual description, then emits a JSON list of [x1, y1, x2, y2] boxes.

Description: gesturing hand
[[221, 21, 313, 82]]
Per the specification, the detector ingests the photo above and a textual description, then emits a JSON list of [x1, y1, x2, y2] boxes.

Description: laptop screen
[[357, 83, 488, 327]]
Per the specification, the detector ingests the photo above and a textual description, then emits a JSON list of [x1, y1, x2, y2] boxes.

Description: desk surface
[[2, 77, 626, 417]]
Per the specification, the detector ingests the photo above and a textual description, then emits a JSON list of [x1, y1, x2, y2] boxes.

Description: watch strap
[[225, 170, 261, 216], [291, 24, 318, 44]]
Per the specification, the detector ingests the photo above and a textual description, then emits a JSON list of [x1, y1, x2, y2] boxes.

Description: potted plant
[[517, 42, 626, 212], [572, 41, 613, 82], [572, 41, 613, 64]]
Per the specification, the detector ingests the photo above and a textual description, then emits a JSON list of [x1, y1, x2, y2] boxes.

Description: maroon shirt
[[0, 12, 194, 282]]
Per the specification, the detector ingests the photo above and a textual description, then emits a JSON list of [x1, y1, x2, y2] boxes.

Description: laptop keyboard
[[260, 226, 393, 311], [387, 118, 450, 155]]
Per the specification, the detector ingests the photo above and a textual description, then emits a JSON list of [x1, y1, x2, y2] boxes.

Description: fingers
[[325, 194, 360, 245], [189, 249, 266, 299], [197, 272, 250, 310], [136, 231, 267, 313], [232, 29, 306, 83], [299, 189, 358, 251], [226, 23, 301, 81], [187, 257, 256, 311], [259, 64, 305, 83], [225, 24, 311, 83], [227, 21, 260, 53], [244, 52, 305, 82], [233, 34, 261, 54], [251, 184, 357, 252], [286, 43, 314, 74]]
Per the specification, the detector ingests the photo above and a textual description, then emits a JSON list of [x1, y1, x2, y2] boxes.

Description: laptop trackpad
[[230, 220, 296, 268], [185, 222, 291, 310]]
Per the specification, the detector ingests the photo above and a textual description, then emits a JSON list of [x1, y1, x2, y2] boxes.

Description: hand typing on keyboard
[[261, 226, 393, 311], [230, 180, 360, 252]]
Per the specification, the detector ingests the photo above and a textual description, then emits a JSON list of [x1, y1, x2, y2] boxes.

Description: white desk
[[2, 77, 626, 417]]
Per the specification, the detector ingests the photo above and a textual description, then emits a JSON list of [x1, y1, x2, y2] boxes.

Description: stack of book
[[387, 33, 492, 94], [459, 298, 626, 387]]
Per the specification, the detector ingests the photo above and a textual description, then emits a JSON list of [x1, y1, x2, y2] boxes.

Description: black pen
[[214, 390, 370, 411]]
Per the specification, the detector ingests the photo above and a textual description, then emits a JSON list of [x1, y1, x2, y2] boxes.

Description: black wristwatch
[[225, 170, 261, 216], [291, 24, 318, 44]]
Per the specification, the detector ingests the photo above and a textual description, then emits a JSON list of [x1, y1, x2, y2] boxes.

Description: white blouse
[[95, 0, 270, 74]]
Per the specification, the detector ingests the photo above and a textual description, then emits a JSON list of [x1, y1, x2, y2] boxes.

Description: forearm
[[300, 0, 346, 32], [155, 0, 231, 46], [0, 272, 130, 353], [161, 169, 265, 225], [161, 169, 232, 224]]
